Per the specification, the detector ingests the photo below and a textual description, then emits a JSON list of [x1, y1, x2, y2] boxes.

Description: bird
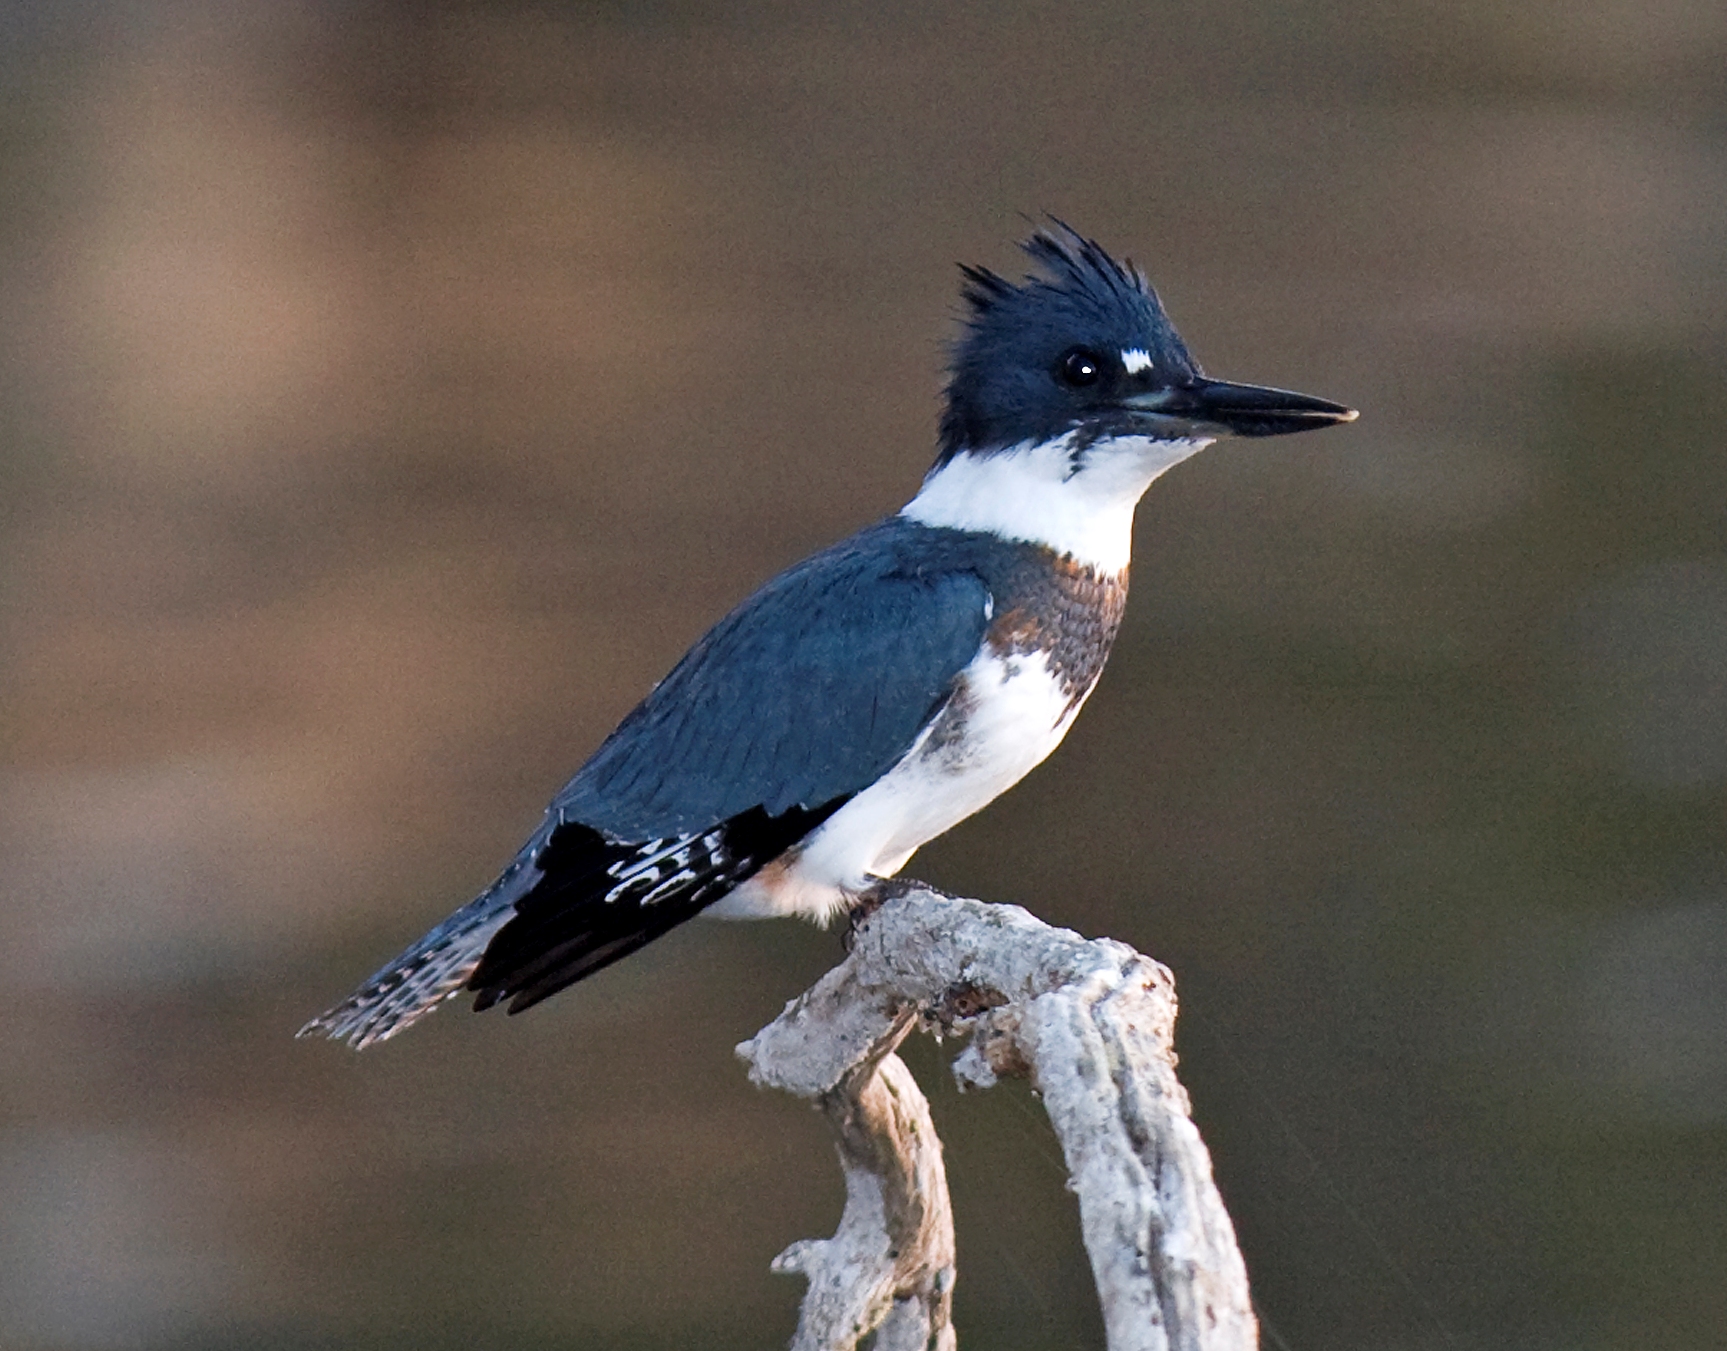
[[301, 224, 1355, 1049]]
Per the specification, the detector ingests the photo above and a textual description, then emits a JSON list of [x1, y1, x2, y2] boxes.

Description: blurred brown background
[[3, 1, 1725, 1348]]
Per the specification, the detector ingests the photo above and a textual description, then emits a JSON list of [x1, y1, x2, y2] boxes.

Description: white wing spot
[[603, 829, 727, 904], [1121, 348, 1152, 374]]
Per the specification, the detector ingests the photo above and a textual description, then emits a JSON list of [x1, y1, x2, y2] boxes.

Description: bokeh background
[[3, 2, 1725, 1348]]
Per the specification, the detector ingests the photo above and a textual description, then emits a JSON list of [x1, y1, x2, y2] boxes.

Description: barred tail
[[299, 800, 844, 1049], [297, 851, 540, 1050]]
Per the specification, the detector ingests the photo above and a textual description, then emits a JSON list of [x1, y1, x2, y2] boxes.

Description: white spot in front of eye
[[1121, 348, 1152, 375]]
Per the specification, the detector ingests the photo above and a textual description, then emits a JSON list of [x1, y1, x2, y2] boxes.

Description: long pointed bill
[[1122, 379, 1358, 438]]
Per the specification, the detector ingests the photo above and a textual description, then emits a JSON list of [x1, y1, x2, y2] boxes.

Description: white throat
[[899, 432, 1212, 572]]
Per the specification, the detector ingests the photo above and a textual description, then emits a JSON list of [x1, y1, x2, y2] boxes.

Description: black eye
[[1058, 347, 1104, 387]]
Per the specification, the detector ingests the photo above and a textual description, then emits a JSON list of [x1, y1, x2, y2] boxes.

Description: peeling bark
[[737, 885, 1256, 1351]]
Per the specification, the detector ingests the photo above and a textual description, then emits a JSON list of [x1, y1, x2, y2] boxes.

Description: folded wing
[[300, 520, 992, 1047]]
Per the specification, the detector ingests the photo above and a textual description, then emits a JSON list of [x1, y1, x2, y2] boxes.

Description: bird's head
[[936, 224, 1356, 468]]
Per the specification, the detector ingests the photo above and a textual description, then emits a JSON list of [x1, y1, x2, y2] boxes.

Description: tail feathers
[[301, 798, 845, 1048], [297, 853, 538, 1050]]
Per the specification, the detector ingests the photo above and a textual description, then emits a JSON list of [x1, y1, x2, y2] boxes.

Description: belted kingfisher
[[302, 225, 1355, 1049]]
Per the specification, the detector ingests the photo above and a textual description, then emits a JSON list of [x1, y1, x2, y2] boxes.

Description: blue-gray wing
[[300, 520, 992, 1046], [556, 524, 993, 839]]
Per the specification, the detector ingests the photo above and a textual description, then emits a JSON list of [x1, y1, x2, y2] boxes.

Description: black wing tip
[[465, 801, 849, 1017], [300, 800, 847, 1044]]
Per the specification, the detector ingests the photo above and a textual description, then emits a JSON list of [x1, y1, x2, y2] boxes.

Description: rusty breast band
[[985, 550, 1130, 711]]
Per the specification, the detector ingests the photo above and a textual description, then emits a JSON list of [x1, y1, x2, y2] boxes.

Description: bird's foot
[[842, 876, 947, 951]]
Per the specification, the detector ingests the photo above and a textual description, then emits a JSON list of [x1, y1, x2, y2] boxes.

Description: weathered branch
[[737, 884, 1256, 1351], [768, 1016, 957, 1351]]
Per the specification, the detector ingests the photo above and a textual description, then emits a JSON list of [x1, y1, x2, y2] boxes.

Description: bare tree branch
[[769, 1017, 957, 1351], [738, 884, 1256, 1351]]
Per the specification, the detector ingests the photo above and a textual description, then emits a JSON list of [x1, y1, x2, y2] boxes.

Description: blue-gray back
[[556, 517, 996, 839]]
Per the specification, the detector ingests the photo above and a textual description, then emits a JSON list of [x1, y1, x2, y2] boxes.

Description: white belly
[[706, 647, 1090, 922]]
